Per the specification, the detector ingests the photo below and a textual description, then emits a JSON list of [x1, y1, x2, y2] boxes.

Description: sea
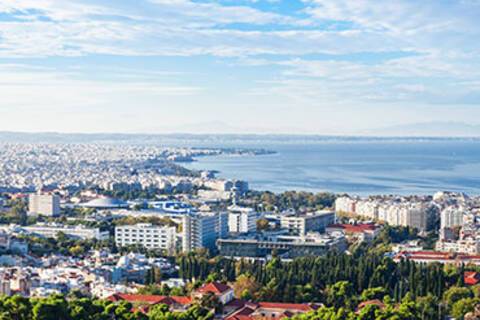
[[177, 136, 480, 196], [2, 132, 480, 196]]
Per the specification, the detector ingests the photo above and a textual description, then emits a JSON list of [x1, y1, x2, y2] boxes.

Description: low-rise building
[[22, 224, 109, 240], [326, 223, 381, 242], [193, 281, 234, 305], [217, 231, 347, 259], [115, 224, 176, 253], [280, 210, 335, 235]]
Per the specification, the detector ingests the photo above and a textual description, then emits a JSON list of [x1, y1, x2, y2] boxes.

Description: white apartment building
[[28, 193, 60, 217], [227, 205, 257, 234], [23, 224, 109, 240], [440, 207, 465, 229], [204, 180, 234, 192], [335, 197, 357, 214], [335, 196, 432, 231], [436, 239, 480, 254], [182, 212, 227, 252], [115, 223, 176, 253]]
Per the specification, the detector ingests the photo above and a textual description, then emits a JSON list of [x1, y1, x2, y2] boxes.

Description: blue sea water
[[181, 138, 480, 196]]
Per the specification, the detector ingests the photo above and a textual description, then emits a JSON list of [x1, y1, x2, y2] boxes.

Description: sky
[[0, 0, 480, 135]]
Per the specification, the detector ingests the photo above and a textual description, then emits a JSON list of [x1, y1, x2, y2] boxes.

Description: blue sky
[[0, 0, 480, 134]]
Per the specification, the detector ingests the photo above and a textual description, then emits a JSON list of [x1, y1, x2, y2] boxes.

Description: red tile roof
[[465, 271, 480, 285], [107, 294, 192, 306], [225, 302, 318, 320], [196, 282, 232, 294], [357, 299, 386, 312], [225, 299, 247, 308], [257, 302, 315, 312]]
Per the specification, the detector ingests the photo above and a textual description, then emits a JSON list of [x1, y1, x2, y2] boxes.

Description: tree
[[256, 218, 270, 231], [233, 274, 260, 300], [0, 295, 31, 320], [31, 295, 69, 320], [325, 281, 354, 309], [360, 287, 386, 301], [443, 286, 473, 310], [451, 298, 479, 319]]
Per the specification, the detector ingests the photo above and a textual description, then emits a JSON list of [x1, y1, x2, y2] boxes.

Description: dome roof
[[81, 197, 128, 209]]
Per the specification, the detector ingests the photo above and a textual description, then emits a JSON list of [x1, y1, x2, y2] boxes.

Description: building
[[115, 224, 176, 253], [326, 223, 381, 242], [182, 212, 226, 252], [22, 224, 109, 240], [217, 231, 347, 259], [464, 271, 480, 286], [193, 281, 234, 305], [225, 301, 320, 320], [441, 206, 465, 229], [228, 205, 257, 234], [280, 210, 335, 235], [435, 239, 480, 254], [107, 293, 193, 313], [28, 193, 60, 217], [335, 196, 435, 231], [80, 197, 129, 209], [393, 251, 480, 266]]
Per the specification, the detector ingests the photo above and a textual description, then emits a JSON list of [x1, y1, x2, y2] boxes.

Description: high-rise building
[[227, 205, 257, 234], [28, 193, 60, 217], [115, 223, 176, 253], [441, 207, 465, 229], [182, 212, 226, 252]]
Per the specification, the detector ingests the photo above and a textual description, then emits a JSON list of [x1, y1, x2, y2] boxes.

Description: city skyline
[[1, 0, 480, 135]]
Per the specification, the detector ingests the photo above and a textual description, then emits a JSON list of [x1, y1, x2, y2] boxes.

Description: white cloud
[[0, 0, 479, 133]]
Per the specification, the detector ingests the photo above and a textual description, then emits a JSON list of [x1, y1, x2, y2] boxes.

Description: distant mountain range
[[0, 122, 480, 144], [361, 121, 480, 137]]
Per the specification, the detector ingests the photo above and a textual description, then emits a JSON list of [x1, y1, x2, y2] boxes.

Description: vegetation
[[17, 233, 112, 257], [245, 190, 336, 212], [176, 237, 480, 319], [0, 294, 212, 320]]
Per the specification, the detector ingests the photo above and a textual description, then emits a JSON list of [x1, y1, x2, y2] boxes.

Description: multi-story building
[[441, 206, 465, 229], [280, 210, 335, 235], [182, 212, 227, 252], [28, 193, 60, 217], [335, 196, 435, 231], [335, 196, 358, 214], [22, 224, 109, 240], [399, 204, 428, 230], [435, 239, 480, 254], [227, 205, 257, 234], [115, 224, 176, 253], [217, 231, 347, 259]]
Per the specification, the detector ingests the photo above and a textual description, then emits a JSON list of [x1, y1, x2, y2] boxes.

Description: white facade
[[227, 206, 257, 234], [335, 196, 431, 230], [23, 224, 109, 240], [182, 212, 226, 252], [436, 239, 480, 254], [115, 223, 176, 252], [28, 193, 60, 217], [280, 211, 335, 235], [441, 207, 465, 229]]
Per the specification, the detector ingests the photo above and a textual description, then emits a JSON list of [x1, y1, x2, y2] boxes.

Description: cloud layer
[[0, 0, 479, 134]]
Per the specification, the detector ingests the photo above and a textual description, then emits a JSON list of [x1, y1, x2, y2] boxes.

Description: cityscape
[[0, 141, 479, 319], [1, 0, 480, 319]]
